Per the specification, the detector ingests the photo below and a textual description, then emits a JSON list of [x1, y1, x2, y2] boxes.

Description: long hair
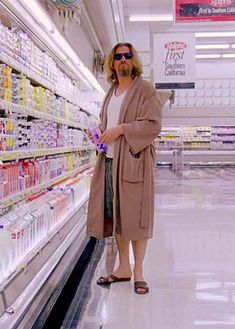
[[105, 42, 143, 85]]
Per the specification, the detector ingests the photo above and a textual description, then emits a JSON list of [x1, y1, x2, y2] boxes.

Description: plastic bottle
[[88, 123, 107, 153]]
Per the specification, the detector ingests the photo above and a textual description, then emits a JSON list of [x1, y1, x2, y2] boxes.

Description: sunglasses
[[114, 52, 133, 60]]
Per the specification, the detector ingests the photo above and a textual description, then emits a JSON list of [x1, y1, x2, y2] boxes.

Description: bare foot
[[134, 269, 147, 294], [111, 266, 132, 281], [97, 266, 132, 284]]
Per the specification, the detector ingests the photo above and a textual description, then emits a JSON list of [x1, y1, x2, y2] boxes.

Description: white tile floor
[[102, 167, 235, 329]]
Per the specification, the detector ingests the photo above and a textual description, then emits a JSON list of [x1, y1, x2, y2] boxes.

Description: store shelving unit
[[157, 126, 235, 164], [0, 163, 94, 210], [159, 79, 235, 165], [157, 126, 235, 149], [211, 126, 235, 150], [0, 99, 86, 130], [157, 149, 235, 164], [0, 13, 99, 328], [0, 146, 95, 162], [0, 52, 78, 105], [157, 126, 211, 150], [0, 193, 89, 328]]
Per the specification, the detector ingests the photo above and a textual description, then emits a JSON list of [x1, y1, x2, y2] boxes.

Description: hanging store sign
[[153, 33, 195, 89], [175, 0, 235, 22]]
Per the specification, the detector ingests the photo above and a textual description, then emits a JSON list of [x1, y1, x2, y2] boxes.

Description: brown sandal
[[97, 274, 131, 286], [134, 281, 149, 294]]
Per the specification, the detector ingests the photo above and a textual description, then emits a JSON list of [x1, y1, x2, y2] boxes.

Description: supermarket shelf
[[0, 53, 78, 106], [0, 99, 86, 130], [0, 163, 94, 210], [212, 133, 235, 135], [160, 140, 211, 143], [211, 141, 235, 143], [158, 150, 173, 156], [0, 146, 95, 161], [0, 194, 89, 327], [184, 150, 235, 155], [158, 150, 235, 155], [157, 149, 235, 163]]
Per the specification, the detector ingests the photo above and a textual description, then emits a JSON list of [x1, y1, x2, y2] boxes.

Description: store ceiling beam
[[82, 2, 105, 56], [110, 0, 126, 42]]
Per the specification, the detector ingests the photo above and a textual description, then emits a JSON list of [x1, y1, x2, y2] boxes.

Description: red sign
[[165, 41, 187, 50], [175, 0, 235, 22]]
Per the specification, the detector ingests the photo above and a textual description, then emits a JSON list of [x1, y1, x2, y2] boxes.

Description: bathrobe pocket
[[122, 148, 144, 183]]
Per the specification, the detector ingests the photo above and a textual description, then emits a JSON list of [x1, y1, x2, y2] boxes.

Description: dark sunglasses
[[114, 52, 133, 60]]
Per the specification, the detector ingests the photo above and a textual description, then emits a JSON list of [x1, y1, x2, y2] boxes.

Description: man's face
[[113, 46, 133, 78]]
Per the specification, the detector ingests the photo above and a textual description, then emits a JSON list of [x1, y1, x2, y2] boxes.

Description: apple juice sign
[[154, 33, 195, 89]]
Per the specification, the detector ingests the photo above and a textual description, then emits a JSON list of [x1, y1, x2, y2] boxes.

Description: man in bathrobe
[[87, 42, 164, 294]]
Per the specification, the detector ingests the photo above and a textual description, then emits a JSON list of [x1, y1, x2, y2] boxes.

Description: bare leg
[[112, 234, 132, 278], [132, 239, 148, 293], [98, 234, 132, 284]]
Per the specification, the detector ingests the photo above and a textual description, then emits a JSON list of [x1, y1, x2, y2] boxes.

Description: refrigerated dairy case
[[0, 2, 101, 328], [0, 182, 94, 329]]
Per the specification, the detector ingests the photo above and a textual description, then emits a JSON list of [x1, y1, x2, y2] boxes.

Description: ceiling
[[123, 0, 172, 16], [83, 0, 235, 82], [123, 0, 235, 37]]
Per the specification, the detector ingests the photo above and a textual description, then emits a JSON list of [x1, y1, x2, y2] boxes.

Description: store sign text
[[163, 41, 187, 76], [199, 6, 235, 14], [210, 0, 232, 7]]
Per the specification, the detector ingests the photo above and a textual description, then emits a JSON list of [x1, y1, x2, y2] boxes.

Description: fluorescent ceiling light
[[20, 0, 54, 32], [222, 54, 235, 58], [196, 32, 235, 38], [231, 44, 235, 48], [195, 54, 221, 59], [196, 44, 230, 49], [129, 15, 173, 22]]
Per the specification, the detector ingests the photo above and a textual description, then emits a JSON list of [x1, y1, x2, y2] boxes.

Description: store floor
[[77, 167, 235, 329]]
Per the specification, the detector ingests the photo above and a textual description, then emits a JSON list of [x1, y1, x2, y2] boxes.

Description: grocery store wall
[[197, 62, 235, 79], [125, 24, 150, 51], [125, 24, 235, 83]]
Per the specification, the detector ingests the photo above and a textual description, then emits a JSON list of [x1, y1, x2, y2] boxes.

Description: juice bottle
[[88, 123, 107, 153]]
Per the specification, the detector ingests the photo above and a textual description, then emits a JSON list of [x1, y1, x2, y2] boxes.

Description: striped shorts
[[104, 157, 113, 219]]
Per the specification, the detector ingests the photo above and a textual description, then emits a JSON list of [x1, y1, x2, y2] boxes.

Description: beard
[[117, 67, 131, 77]]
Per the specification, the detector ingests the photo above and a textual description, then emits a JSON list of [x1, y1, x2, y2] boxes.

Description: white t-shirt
[[106, 90, 126, 158]]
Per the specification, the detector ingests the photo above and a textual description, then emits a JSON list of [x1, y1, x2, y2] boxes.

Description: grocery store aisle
[[100, 166, 235, 329]]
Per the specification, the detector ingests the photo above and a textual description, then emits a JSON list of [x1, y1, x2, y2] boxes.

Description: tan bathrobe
[[87, 76, 165, 240]]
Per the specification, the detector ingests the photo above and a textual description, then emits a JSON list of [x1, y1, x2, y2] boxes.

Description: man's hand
[[85, 129, 94, 143], [85, 123, 103, 143], [100, 125, 123, 144]]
